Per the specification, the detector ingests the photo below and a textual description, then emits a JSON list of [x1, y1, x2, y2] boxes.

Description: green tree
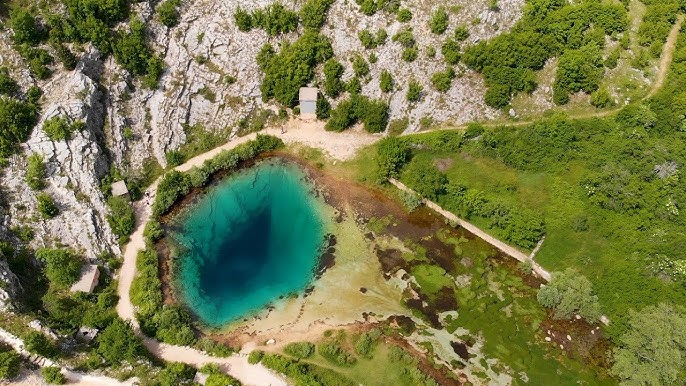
[[300, 0, 334, 30], [453, 25, 469, 41], [9, 10, 42, 45], [107, 196, 135, 239], [36, 248, 82, 288], [251, 3, 299, 36], [0, 350, 20, 380], [42, 367, 66, 384], [323, 58, 344, 97], [0, 97, 38, 158], [96, 318, 143, 365], [590, 87, 613, 108], [611, 304, 686, 385], [429, 7, 449, 35], [284, 342, 315, 359], [25, 153, 46, 190], [24, 331, 57, 358], [36, 193, 59, 219], [406, 80, 423, 102], [376, 136, 410, 179], [156, 362, 196, 386], [42, 116, 74, 141], [402, 158, 448, 200], [553, 45, 604, 105], [380, 69, 394, 93], [0, 68, 18, 95], [537, 268, 601, 321], [158, 0, 181, 28]]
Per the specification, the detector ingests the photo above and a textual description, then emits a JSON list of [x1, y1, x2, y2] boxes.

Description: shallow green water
[[170, 159, 327, 327]]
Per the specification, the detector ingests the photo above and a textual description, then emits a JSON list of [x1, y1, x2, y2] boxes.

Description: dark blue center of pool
[[170, 160, 326, 327]]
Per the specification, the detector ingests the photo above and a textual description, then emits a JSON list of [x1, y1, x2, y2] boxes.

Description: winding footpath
[[115, 133, 291, 386], [110, 16, 686, 384]]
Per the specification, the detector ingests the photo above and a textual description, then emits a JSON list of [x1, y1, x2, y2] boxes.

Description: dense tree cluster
[[537, 268, 601, 321], [638, 0, 685, 56], [258, 31, 333, 106], [325, 94, 389, 133], [611, 304, 686, 385], [0, 349, 20, 380], [553, 45, 604, 104], [234, 3, 299, 35], [106, 196, 135, 241], [463, 0, 628, 107], [402, 158, 448, 200]]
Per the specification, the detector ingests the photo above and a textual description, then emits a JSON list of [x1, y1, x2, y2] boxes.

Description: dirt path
[[115, 125, 382, 386], [647, 15, 684, 99]]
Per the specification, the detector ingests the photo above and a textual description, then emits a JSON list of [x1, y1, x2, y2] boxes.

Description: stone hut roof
[[299, 87, 318, 101], [70, 265, 100, 293], [111, 180, 129, 197]]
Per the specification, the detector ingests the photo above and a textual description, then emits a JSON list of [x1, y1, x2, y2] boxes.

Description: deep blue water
[[170, 160, 326, 327]]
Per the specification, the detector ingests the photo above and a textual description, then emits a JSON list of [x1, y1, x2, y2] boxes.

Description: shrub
[[42, 116, 75, 141], [259, 31, 333, 106], [441, 38, 461, 65], [97, 319, 143, 366], [158, 0, 181, 28], [234, 7, 253, 31], [537, 268, 601, 321], [319, 343, 357, 366], [24, 331, 57, 358], [325, 94, 389, 133], [0, 350, 20, 380], [453, 25, 469, 41], [590, 87, 613, 108], [380, 69, 394, 93], [316, 94, 331, 119], [9, 9, 42, 45], [165, 150, 184, 167], [429, 7, 449, 35], [397, 8, 412, 22], [36, 193, 59, 219], [50, 41, 78, 70], [376, 137, 410, 179], [354, 330, 381, 357], [431, 67, 456, 92], [36, 248, 82, 288], [0, 97, 38, 157], [284, 342, 315, 359], [156, 362, 196, 386], [406, 80, 423, 102], [0, 68, 18, 95], [41, 367, 65, 384], [401, 158, 448, 200], [248, 350, 265, 364], [392, 28, 415, 48], [206, 372, 241, 386], [251, 3, 299, 36], [359, 30, 376, 49], [401, 48, 418, 62], [25, 153, 46, 190], [107, 196, 135, 239], [352, 55, 369, 77], [323, 58, 344, 97], [300, 0, 334, 30], [553, 45, 604, 104]]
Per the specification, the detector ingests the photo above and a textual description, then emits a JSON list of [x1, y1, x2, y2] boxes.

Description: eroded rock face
[[106, 0, 524, 169], [3, 50, 120, 260], [0, 259, 22, 312]]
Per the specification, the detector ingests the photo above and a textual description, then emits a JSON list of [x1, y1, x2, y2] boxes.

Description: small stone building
[[70, 264, 100, 293], [299, 87, 318, 120], [111, 180, 129, 200]]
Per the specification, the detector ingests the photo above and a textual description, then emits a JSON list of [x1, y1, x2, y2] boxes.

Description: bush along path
[[0, 327, 131, 386], [116, 132, 288, 386], [388, 178, 612, 326]]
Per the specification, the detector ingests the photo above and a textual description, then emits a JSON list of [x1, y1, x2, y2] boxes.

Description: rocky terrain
[[0, 0, 524, 310]]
